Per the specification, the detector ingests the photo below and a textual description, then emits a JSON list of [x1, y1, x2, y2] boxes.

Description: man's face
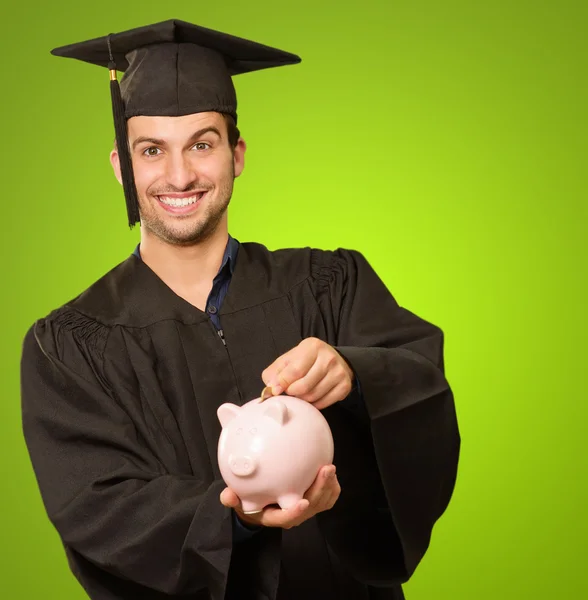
[[111, 111, 245, 245]]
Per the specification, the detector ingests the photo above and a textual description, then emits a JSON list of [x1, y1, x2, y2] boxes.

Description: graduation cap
[[51, 19, 301, 228]]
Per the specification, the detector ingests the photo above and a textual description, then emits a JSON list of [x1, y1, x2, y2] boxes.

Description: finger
[[298, 375, 338, 405], [304, 465, 337, 502], [262, 349, 292, 385], [285, 358, 332, 399], [258, 499, 310, 529], [262, 345, 303, 395], [263, 339, 323, 396], [220, 487, 241, 508], [310, 471, 341, 513], [305, 479, 340, 517], [312, 379, 353, 410], [312, 488, 335, 513], [289, 352, 352, 402], [320, 476, 341, 511], [271, 351, 316, 396]]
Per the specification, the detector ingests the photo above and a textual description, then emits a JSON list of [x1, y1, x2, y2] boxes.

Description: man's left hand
[[262, 338, 354, 409]]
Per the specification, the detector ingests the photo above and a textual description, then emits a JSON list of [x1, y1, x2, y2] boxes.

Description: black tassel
[[107, 36, 140, 228]]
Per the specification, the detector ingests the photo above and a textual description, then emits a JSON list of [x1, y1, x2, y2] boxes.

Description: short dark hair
[[222, 113, 241, 148]]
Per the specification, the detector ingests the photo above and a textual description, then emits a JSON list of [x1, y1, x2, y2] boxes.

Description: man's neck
[[139, 227, 230, 305]]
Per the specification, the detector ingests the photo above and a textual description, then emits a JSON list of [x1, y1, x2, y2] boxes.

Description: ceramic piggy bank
[[217, 395, 334, 513]]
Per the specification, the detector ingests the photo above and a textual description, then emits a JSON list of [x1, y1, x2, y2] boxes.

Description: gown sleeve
[[310, 249, 460, 587], [20, 312, 234, 598]]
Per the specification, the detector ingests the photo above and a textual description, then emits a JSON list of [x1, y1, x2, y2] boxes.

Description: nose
[[164, 153, 197, 191], [228, 454, 257, 477]]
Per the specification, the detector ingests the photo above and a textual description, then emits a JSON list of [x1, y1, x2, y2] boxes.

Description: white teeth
[[159, 194, 203, 207]]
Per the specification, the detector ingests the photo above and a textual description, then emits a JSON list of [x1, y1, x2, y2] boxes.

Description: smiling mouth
[[157, 192, 207, 207]]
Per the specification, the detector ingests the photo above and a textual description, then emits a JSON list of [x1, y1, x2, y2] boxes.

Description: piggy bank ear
[[217, 403, 240, 427], [263, 399, 289, 426]]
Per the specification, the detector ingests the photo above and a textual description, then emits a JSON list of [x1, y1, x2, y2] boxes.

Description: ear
[[217, 403, 241, 427], [233, 137, 246, 178], [262, 399, 288, 426], [110, 149, 123, 186]]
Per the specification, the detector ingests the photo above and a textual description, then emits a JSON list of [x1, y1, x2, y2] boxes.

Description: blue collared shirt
[[132, 236, 366, 542]]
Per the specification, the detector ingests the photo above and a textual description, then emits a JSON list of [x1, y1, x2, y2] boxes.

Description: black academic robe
[[21, 242, 460, 600]]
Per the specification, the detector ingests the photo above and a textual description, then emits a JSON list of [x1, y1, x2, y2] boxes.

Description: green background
[[2, 0, 586, 598]]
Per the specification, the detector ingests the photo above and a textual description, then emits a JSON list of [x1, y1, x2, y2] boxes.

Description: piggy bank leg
[[241, 500, 264, 514], [276, 493, 303, 510]]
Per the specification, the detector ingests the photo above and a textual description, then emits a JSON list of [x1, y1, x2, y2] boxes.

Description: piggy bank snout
[[228, 453, 257, 477]]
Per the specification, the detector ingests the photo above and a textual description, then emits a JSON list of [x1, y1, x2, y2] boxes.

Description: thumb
[[220, 487, 241, 508]]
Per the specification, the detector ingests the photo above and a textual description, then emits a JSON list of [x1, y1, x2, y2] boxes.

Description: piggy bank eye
[[236, 428, 243, 435], [250, 428, 257, 435]]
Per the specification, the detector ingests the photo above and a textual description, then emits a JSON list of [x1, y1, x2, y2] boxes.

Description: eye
[[193, 142, 211, 151], [142, 147, 161, 157]]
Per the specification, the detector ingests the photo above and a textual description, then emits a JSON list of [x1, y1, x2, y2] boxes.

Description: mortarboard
[[51, 19, 301, 227]]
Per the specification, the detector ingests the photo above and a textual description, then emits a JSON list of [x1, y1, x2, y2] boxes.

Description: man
[[20, 19, 460, 600]]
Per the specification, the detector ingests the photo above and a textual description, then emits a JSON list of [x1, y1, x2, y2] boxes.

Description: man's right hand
[[219, 464, 340, 530]]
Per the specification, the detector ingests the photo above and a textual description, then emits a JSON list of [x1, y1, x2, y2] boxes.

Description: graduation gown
[[20, 242, 460, 600]]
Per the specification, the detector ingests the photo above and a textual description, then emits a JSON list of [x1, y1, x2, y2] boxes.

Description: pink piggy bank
[[217, 395, 334, 514]]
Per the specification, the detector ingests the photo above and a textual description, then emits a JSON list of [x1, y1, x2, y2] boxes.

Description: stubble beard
[[138, 163, 235, 247]]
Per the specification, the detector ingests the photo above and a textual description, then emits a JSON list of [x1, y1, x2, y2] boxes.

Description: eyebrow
[[131, 126, 222, 151]]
